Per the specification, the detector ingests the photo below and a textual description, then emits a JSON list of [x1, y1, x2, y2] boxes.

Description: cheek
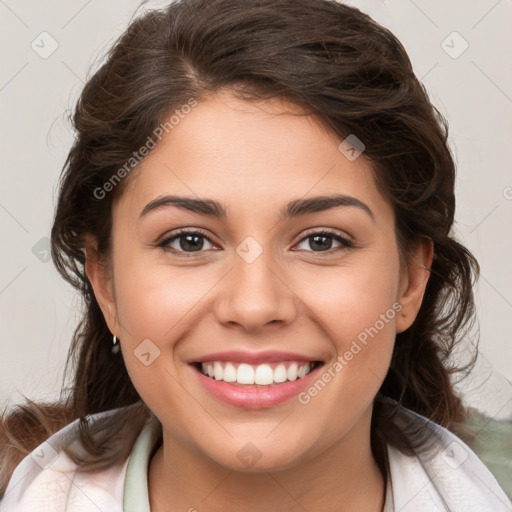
[[295, 249, 401, 339], [110, 249, 208, 414], [294, 249, 401, 397], [297, 267, 400, 418], [111, 242, 215, 342]]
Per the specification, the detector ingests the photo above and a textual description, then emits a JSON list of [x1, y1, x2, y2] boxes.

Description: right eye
[[157, 229, 218, 255]]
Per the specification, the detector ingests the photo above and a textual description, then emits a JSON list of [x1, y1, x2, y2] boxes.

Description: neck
[[148, 408, 386, 512]]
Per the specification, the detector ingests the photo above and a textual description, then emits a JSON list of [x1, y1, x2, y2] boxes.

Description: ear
[[396, 238, 434, 333], [84, 234, 119, 336]]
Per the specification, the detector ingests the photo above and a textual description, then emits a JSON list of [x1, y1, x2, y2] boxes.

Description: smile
[[189, 352, 325, 408], [199, 361, 321, 386]]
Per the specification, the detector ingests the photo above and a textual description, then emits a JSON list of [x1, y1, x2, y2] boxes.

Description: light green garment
[[123, 417, 161, 512]]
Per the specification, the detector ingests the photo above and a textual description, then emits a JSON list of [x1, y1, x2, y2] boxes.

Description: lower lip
[[191, 364, 323, 409]]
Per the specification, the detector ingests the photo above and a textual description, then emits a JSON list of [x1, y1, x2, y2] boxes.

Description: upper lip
[[187, 350, 323, 365]]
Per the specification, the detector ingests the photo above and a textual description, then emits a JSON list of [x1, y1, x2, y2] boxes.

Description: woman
[[1, 0, 510, 510]]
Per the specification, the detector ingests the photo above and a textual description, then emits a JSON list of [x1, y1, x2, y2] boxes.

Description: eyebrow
[[139, 194, 374, 222]]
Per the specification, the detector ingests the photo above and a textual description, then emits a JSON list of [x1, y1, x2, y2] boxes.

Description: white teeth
[[237, 363, 255, 384], [254, 364, 274, 385], [200, 361, 314, 385], [223, 362, 237, 382], [273, 363, 287, 383], [213, 362, 223, 380], [287, 363, 298, 381]]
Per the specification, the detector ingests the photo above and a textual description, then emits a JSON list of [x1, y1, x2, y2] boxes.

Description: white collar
[[385, 403, 512, 511], [1, 401, 511, 511]]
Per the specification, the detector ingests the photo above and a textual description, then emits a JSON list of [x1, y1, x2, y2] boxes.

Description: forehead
[[115, 91, 392, 223]]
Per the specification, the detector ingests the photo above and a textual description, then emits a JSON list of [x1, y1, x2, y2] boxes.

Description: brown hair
[[0, 0, 479, 495]]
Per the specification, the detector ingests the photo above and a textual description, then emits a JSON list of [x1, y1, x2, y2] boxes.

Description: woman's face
[[87, 89, 430, 471]]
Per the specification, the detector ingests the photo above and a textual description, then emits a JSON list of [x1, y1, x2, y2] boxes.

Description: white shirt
[[1, 402, 510, 511]]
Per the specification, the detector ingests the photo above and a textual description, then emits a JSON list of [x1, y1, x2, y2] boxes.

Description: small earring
[[112, 335, 120, 354]]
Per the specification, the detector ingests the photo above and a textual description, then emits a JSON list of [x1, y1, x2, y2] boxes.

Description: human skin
[[85, 89, 433, 512]]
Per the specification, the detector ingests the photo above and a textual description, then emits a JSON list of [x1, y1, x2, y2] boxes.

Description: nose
[[214, 246, 298, 332]]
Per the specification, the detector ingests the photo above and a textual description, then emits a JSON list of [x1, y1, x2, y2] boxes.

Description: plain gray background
[[1, 0, 511, 419]]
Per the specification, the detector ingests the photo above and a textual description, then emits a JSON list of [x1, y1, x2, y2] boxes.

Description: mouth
[[192, 360, 324, 387], [187, 350, 327, 408]]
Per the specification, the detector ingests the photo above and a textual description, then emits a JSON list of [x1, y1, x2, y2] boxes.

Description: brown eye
[[294, 230, 354, 253], [158, 229, 217, 254]]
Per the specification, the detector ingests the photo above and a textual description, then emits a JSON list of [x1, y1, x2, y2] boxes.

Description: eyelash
[[157, 228, 355, 256]]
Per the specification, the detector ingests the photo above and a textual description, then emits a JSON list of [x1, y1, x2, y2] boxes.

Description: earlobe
[[84, 235, 119, 336], [396, 238, 434, 333]]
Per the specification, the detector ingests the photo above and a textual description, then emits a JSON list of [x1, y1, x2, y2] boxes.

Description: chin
[[204, 437, 315, 473]]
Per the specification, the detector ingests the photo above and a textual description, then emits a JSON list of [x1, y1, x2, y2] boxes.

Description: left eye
[[158, 229, 353, 255], [294, 230, 354, 253]]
